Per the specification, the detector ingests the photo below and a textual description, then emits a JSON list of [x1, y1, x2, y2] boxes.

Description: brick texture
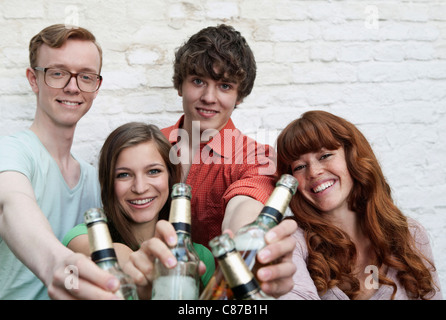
[[1, 0, 445, 294]]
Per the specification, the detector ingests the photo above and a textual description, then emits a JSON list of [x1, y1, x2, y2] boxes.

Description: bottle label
[[87, 223, 114, 252], [220, 250, 254, 287], [169, 198, 191, 225], [171, 222, 191, 234], [231, 278, 261, 299], [91, 248, 117, 263], [264, 185, 292, 214], [259, 206, 283, 223]]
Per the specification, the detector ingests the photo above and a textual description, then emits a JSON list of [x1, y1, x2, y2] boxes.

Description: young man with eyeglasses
[[0, 24, 120, 299]]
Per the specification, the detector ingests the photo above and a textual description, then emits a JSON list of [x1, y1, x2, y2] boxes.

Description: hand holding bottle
[[208, 233, 274, 300], [201, 174, 299, 299], [234, 174, 298, 298], [253, 218, 297, 297], [84, 208, 139, 300], [122, 219, 206, 299], [151, 183, 200, 300], [213, 219, 297, 299], [48, 251, 124, 300]]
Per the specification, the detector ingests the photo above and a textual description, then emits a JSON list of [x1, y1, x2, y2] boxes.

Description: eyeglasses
[[33, 67, 102, 93]]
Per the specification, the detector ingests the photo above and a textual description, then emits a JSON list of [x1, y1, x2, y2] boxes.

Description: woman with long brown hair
[[277, 110, 442, 300], [97, 122, 178, 250], [63, 122, 215, 298]]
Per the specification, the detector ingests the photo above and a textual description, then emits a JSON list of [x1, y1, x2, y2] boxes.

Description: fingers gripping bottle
[[84, 208, 139, 300], [151, 183, 200, 300], [199, 174, 298, 300], [209, 233, 274, 300], [234, 174, 298, 272]]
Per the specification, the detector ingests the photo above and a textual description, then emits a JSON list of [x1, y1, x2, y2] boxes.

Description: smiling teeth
[[198, 108, 217, 114], [130, 198, 154, 205], [313, 181, 334, 193], [61, 101, 80, 106]]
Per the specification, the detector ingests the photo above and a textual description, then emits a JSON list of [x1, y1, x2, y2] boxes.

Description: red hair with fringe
[[277, 110, 437, 299]]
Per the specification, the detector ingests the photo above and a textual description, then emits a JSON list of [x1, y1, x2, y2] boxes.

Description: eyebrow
[[188, 73, 238, 85], [220, 77, 238, 84], [46, 64, 100, 74], [115, 163, 166, 171]]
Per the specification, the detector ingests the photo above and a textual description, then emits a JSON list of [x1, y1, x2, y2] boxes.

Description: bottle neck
[[172, 222, 191, 234], [169, 197, 191, 224], [91, 247, 117, 263], [218, 249, 260, 299], [175, 228, 192, 245], [258, 184, 293, 224], [255, 208, 282, 229], [169, 196, 192, 244], [90, 242, 120, 271], [87, 221, 118, 266], [95, 255, 120, 271]]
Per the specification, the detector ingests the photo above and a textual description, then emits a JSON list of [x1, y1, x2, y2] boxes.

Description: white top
[[279, 217, 443, 300]]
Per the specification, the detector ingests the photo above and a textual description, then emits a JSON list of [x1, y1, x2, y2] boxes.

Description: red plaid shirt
[[162, 116, 277, 248]]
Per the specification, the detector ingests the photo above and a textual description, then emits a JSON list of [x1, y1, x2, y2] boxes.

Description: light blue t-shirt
[[0, 130, 101, 300]]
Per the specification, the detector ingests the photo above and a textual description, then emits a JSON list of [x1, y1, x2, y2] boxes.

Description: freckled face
[[291, 147, 354, 215], [114, 141, 170, 225]]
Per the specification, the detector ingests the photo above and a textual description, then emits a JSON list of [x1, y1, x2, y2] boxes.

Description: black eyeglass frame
[[33, 67, 103, 93]]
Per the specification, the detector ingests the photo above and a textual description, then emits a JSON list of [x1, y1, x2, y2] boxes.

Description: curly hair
[[277, 110, 437, 299], [173, 24, 256, 102]]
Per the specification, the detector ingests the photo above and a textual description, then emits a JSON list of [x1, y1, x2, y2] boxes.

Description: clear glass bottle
[[208, 233, 273, 300], [151, 183, 200, 300], [235, 174, 298, 272], [199, 174, 297, 300], [84, 208, 139, 300]]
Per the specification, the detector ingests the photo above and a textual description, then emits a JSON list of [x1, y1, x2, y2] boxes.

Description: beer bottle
[[151, 183, 200, 300], [84, 208, 139, 300], [199, 174, 297, 300], [209, 233, 273, 300], [234, 174, 298, 272]]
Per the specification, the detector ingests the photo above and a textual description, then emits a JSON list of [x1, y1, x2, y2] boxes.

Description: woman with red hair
[[277, 110, 442, 300]]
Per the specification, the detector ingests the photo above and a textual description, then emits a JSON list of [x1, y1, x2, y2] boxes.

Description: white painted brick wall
[[1, 0, 445, 296]]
